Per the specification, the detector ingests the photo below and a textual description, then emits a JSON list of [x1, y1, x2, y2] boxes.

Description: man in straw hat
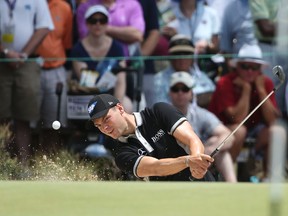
[[209, 44, 281, 181], [154, 34, 215, 108]]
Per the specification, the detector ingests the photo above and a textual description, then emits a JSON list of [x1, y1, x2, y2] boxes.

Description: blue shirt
[[220, 0, 257, 54], [138, 0, 160, 74], [70, 39, 124, 71], [186, 103, 220, 143]]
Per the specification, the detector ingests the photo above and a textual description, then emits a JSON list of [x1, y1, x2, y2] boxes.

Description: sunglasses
[[239, 63, 261, 71], [87, 17, 108, 25], [170, 86, 191, 93]]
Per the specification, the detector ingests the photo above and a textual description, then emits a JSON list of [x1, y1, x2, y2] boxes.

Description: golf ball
[[52, 120, 61, 130]]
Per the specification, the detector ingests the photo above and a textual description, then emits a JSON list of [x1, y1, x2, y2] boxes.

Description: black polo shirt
[[114, 102, 194, 181]]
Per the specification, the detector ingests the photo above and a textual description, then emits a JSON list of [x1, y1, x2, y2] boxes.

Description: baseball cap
[[170, 71, 195, 88], [87, 94, 119, 120], [85, 5, 109, 20], [230, 44, 268, 68], [169, 34, 194, 54]]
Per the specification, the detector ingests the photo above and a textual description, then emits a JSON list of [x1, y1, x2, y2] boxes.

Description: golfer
[[87, 94, 214, 181]]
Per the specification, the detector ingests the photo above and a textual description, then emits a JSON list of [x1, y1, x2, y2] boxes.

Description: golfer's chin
[[109, 134, 119, 139], [106, 130, 120, 139]]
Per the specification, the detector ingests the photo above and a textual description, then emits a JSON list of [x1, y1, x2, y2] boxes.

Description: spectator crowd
[[0, 0, 287, 182]]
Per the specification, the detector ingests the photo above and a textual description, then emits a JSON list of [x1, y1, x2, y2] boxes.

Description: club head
[[272, 65, 286, 90]]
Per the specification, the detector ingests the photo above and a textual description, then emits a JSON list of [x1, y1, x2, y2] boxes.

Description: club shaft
[[210, 89, 276, 158]]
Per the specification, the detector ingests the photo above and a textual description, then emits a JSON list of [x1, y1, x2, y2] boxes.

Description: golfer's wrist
[[184, 156, 189, 167]]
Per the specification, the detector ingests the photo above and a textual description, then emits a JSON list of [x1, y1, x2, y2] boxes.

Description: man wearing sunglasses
[[70, 5, 133, 112], [169, 72, 237, 182], [76, 0, 145, 56], [209, 44, 281, 181]]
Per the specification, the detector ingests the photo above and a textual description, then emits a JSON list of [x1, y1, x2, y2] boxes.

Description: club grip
[[210, 149, 219, 158], [189, 150, 218, 181]]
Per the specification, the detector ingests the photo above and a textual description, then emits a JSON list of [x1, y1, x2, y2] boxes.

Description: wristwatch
[[0, 48, 9, 58]]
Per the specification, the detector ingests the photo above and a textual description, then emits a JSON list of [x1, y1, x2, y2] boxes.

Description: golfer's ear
[[116, 103, 125, 114]]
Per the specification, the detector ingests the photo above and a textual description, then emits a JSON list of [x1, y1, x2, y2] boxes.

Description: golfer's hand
[[187, 154, 214, 179]]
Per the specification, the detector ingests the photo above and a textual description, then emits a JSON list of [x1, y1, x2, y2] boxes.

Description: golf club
[[210, 65, 286, 158]]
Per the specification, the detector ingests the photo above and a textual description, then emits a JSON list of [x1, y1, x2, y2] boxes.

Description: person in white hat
[[229, 43, 269, 70], [169, 72, 237, 182], [70, 4, 133, 113], [209, 44, 281, 181]]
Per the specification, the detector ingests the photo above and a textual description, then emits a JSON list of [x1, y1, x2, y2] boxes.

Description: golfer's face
[[92, 106, 126, 139]]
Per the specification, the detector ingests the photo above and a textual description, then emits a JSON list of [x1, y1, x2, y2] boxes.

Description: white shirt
[[172, 1, 220, 44], [0, 0, 54, 51]]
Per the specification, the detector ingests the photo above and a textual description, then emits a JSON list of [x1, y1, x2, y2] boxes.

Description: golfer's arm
[[173, 121, 204, 156], [136, 156, 188, 177]]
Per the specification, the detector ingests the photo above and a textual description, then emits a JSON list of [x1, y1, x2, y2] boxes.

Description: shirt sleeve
[[219, 2, 233, 52], [114, 138, 144, 178], [249, 0, 270, 20], [76, 2, 91, 39], [142, 0, 159, 38], [152, 102, 187, 135], [35, 0, 54, 30], [126, 0, 145, 34], [209, 7, 221, 35], [62, 3, 73, 50]]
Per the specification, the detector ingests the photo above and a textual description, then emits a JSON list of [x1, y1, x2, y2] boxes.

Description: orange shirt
[[37, 0, 73, 68]]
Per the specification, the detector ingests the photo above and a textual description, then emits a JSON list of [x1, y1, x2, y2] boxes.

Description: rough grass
[[0, 124, 22, 179], [0, 124, 121, 181]]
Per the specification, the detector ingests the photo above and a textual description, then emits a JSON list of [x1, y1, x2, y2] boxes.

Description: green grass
[[0, 182, 287, 216]]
